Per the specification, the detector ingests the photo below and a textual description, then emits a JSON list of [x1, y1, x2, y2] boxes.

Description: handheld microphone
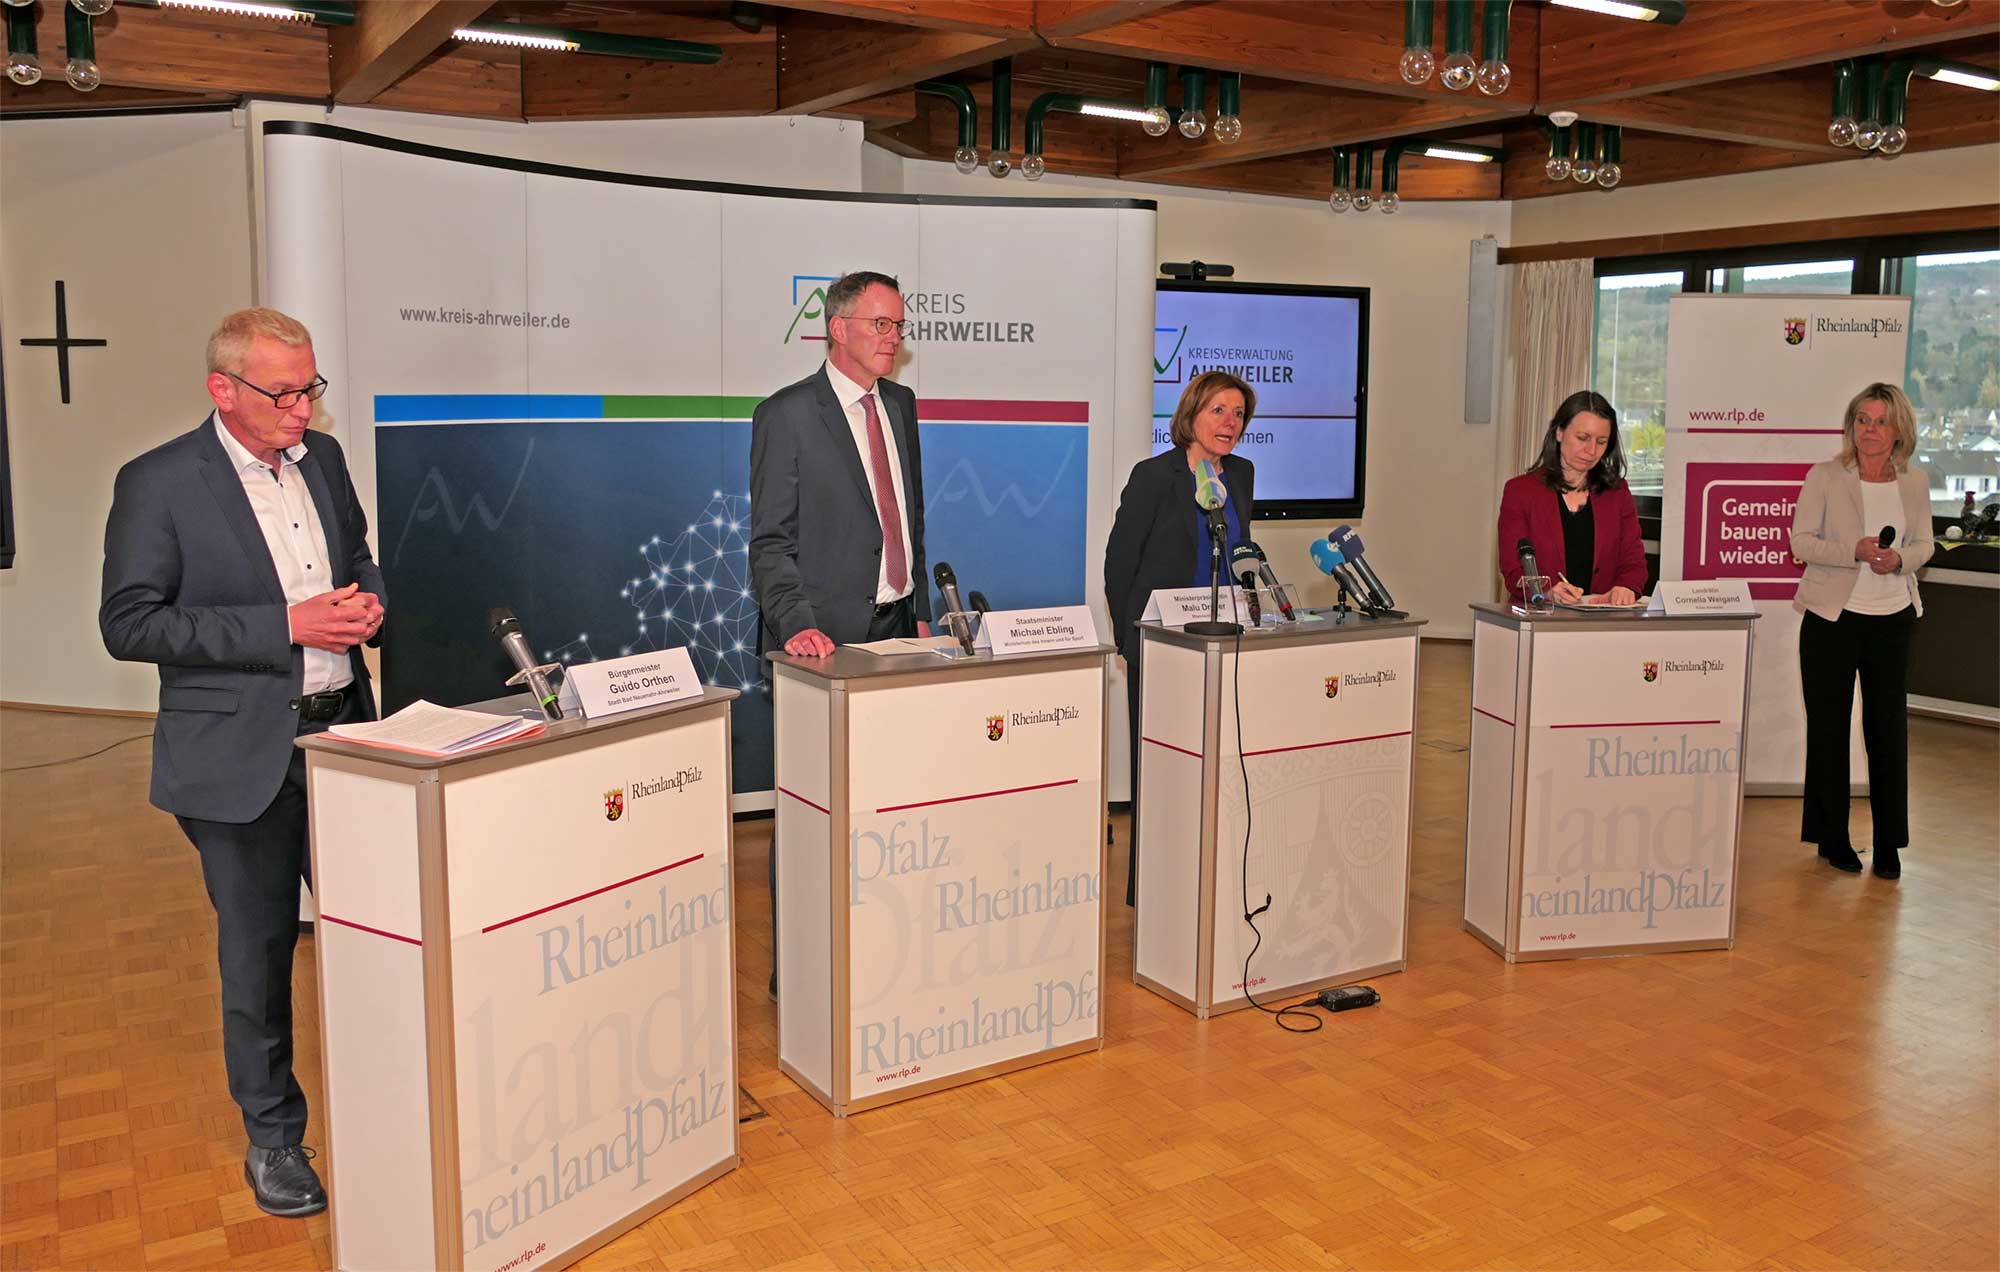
[[967, 590, 991, 615], [1329, 526, 1397, 612], [1877, 525, 1896, 550], [1236, 569, 1262, 626], [1193, 458, 1229, 543], [1308, 539, 1372, 608], [1515, 537, 1546, 606], [488, 606, 563, 721], [1240, 539, 1296, 620], [933, 562, 975, 653]]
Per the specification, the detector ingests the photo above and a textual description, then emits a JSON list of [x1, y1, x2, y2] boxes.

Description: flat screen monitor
[[1151, 281, 1369, 520]]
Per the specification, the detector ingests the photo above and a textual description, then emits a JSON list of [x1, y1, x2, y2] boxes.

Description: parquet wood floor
[[3, 643, 1995, 1271]]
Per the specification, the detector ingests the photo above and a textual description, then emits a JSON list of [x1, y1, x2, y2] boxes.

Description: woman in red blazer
[[1498, 390, 1648, 605]]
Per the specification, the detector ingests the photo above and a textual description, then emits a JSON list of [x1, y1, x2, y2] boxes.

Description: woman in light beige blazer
[[1790, 383, 1935, 880]]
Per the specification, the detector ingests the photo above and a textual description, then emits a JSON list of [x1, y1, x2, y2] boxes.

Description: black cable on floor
[[1, 733, 151, 774]]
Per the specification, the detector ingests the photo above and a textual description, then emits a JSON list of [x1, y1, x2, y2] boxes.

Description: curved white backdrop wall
[[263, 122, 1155, 799]]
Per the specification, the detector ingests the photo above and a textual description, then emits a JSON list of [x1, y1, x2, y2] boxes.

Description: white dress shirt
[[1846, 477, 1910, 616], [212, 415, 352, 694], [823, 360, 914, 605]]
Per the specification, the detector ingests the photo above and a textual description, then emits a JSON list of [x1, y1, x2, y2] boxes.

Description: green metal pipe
[[992, 57, 1013, 156], [915, 80, 977, 151]]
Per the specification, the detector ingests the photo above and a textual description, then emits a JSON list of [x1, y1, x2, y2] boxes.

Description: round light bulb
[[1021, 152, 1045, 180], [1141, 105, 1172, 137], [1398, 46, 1435, 85], [70, 0, 113, 14], [1855, 120, 1882, 150], [1596, 162, 1622, 189], [1545, 156, 1572, 181], [65, 56, 99, 90], [1, 0, 35, 7], [1329, 189, 1351, 214], [6, 51, 40, 84], [1440, 50, 1475, 91], [1212, 114, 1242, 144], [988, 155, 1011, 177], [1177, 107, 1206, 140], [952, 145, 979, 174], [1379, 191, 1401, 214], [1827, 115, 1858, 147], [1571, 158, 1596, 183], [1475, 58, 1511, 96], [1878, 124, 1908, 155], [1353, 190, 1372, 211]]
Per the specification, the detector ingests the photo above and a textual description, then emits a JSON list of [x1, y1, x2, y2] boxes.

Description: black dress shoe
[[1822, 844, 1863, 873], [1872, 846, 1901, 879], [245, 1144, 327, 1218]]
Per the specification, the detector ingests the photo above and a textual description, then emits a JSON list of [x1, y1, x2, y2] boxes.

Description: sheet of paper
[[325, 699, 541, 754]]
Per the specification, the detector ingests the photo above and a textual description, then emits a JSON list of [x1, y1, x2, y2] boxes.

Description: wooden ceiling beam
[[764, 0, 1036, 38], [330, 1, 495, 105], [369, 44, 522, 122], [1575, 67, 1845, 154], [0, 82, 236, 115], [522, 18, 776, 120], [1115, 81, 1523, 177], [1540, 0, 2000, 106], [1044, 1, 1537, 104], [1144, 149, 1500, 202], [25, 3, 329, 97], [777, 14, 1037, 115], [1033, 1, 1184, 40]]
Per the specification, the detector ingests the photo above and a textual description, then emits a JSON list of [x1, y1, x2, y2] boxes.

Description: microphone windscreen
[[1242, 538, 1269, 563], [933, 561, 957, 587], [1309, 539, 1344, 575], [1230, 542, 1259, 567], [1338, 527, 1368, 556], [1877, 526, 1896, 549], [1193, 459, 1228, 511], [487, 606, 520, 635], [1516, 537, 1536, 557]]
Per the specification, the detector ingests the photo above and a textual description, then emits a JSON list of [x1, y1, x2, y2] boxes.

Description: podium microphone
[[1515, 538, 1546, 607], [1308, 538, 1370, 606], [933, 562, 975, 653], [1239, 539, 1296, 620], [488, 606, 563, 721], [1193, 458, 1229, 542], [967, 590, 991, 615], [1236, 569, 1262, 626], [1329, 526, 1399, 613]]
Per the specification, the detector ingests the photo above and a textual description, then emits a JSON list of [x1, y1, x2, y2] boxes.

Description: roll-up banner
[[263, 123, 1156, 800], [1661, 294, 1911, 792]]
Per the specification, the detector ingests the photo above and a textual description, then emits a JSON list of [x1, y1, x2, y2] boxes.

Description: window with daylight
[[1890, 248, 2000, 518], [1592, 269, 1680, 502]]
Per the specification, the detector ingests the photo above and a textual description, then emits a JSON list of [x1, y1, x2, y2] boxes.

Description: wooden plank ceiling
[[1, 0, 1995, 203]]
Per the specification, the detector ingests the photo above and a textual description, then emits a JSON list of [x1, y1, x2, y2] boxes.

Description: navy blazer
[[101, 418, 383, 823], [1104, 447, 1255, 658], [1496, 471, 1647, 598], [749, 366, 929, 648]]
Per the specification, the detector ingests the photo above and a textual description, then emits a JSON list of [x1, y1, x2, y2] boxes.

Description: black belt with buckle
[[873, 596, 909, 619], [291, 686, 348, 722]]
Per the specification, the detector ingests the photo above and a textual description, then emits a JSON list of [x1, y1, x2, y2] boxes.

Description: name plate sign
[[564, 648, 703, 719], [974, 606, 1099, 656], [1645, 579, 1756, 616], [1141, 587, 1249, 627]]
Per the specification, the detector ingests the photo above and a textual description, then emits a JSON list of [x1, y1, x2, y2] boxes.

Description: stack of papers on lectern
[[325, 700, 543, 756]]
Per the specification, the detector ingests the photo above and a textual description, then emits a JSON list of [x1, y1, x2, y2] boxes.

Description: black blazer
[[749, 365, 929, 649], [100, 418, 384, 823], [1104, 448, 1255, 657]]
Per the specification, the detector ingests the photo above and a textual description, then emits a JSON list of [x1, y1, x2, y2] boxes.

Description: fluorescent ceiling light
[[1078, 102, 1158, 124], [1424, 145, 1497, 162], [455, 27, 579, 52], [1548, 0, 1675, 21], [158, 0, 314, 20], [1928, 66, 2000, 91]]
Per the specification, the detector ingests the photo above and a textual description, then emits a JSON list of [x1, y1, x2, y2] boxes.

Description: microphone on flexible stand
[[1187, 458, 1241, 637], [488, 606, 563, 721]]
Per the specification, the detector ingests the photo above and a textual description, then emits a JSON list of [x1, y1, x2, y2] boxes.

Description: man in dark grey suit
[[750, 270, 929, 997], [100, 308, 385, 1218]]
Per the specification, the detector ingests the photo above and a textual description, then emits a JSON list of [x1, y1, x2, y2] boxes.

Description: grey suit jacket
[[749, 366, 929, 649], [1790, 458, 1936, 622], [101, 418, 384, 823]]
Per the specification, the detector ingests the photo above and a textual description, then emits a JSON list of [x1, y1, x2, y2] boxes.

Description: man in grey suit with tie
[[100, 308, 385, 1218], [750, 270, 929, 998]]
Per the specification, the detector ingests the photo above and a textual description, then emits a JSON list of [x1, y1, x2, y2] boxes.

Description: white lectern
[[299, 690, 740, 1272], [1133, 616, 1423, 1018], [1464, 603, 1758, 961], [769, 644, 1110, 1115]]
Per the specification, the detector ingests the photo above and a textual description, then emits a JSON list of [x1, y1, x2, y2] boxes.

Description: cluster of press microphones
[[1194, 457, 1402, 622]]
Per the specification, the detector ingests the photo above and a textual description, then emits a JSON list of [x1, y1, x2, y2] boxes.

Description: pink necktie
[[859, 393, 908, 594]]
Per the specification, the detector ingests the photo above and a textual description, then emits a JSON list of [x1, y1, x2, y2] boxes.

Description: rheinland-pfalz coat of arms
[[986, 714, 1005, 741], [1784, 317, 1806, 346], [604, 787, 625, 821], [1325, 674, 1340, 698], [1643, 661, 1660, 683]]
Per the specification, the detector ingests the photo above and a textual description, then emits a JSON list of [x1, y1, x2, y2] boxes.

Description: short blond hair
[[206, 308, 312, 375], [1839, 382, 1918, 472]]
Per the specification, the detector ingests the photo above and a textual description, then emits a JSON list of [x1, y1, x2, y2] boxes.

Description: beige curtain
[[1501, 257, 1595, 473], [1491, 257, 1593, 598]]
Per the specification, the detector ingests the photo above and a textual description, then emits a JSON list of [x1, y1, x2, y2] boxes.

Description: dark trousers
[[770, 596, 916, 990], [1799, 606, 1915, 852], [176, 688, 367, 1148], [1123, 635, 1142, 907]]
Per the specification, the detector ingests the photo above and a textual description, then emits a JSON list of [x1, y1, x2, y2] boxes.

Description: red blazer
[[1497, 471, 1647, 598]]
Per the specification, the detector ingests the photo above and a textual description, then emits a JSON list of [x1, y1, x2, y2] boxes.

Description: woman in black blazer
[[1104, 370, 1257, 904]]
